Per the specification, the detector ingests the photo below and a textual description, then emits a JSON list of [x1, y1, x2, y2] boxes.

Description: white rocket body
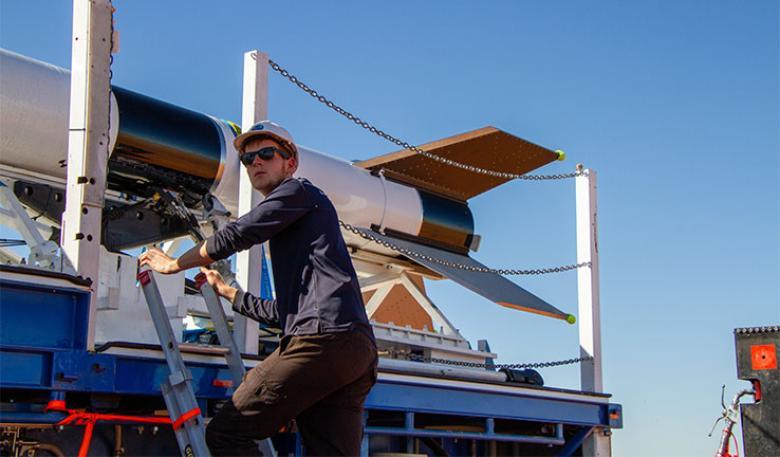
[[0, 49, 437, 255], [0, 48, 574, 322]]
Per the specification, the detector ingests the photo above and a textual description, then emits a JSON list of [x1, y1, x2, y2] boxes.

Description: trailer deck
[[1, 265, 620, 455]]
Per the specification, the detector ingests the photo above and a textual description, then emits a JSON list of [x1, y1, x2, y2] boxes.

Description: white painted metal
[[94, 248, 188, 344], [208, 117, 241, 213], [359, 270, 462, 336], [61, 0, 114, 351], [372, 322, 490, 359], [294, 146, 424, 243], [379, 358, 506, 383], [358, 271, 404, 290], [0, 50, 428, 255], [364, 283, 394, 318], [398, 273, 462, 338], [359, 268, 482, 365], [0, 183, 63, 270], [371, 322, 472, 349], [1, 266, 92, 291], [378, 372, 612, 404], [0, 49, 119, 179], [576, 167, 610, 456], [575, 168, 603, 392], [0, 246, 22, 264], [234, 50, 267, 354]]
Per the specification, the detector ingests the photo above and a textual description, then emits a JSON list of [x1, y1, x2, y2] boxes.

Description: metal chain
[[406, 353, 593, 370], [107, 6, 115, 160], [339, 220, 589, 275], [267, 59, 583, 181], [264, 57, 590, 371]]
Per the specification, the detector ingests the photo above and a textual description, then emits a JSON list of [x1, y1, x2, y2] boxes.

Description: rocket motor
[[0, 48, 473, 255]]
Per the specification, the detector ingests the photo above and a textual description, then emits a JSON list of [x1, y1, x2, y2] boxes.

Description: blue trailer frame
[[0, 271, 621, 456]]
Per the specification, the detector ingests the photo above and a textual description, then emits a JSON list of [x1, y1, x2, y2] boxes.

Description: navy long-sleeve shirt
[[205, 177, 374, 340]]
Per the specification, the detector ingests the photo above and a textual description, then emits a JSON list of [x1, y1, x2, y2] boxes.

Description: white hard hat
[[233, 120, 298, 157]]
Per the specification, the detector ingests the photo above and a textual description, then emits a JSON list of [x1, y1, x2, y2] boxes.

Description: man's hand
[[138, 247, 180, 274], [198, 267, 238, 303]]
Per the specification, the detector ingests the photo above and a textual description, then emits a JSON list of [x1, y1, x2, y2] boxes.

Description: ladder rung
[[178, 343, 231, 356]]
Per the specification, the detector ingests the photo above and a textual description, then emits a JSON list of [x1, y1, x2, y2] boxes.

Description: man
[[138, 121, 377, 456]]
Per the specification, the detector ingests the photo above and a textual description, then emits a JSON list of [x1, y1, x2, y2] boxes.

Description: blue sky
[[2, 1, 778, 455]]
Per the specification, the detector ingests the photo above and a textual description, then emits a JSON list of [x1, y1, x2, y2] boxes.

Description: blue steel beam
[[0, 411, 67, 424], [2, 347, 617, 427], [2, 279, 620, 431], [557, 426, 593, 457], [366, 381, 611, 427], [364, 425, 565, 446], [0, 278, 89, 351]]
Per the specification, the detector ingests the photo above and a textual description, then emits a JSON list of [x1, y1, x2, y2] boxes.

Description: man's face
[[240, 137, 298, 195]]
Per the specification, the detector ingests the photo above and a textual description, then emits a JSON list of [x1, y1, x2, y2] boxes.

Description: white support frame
[[398, 273, 461, 337], [359, 270, 462, 337], [575, 167, 611, 456], [233, 50, 268, 354], [61, 0, 113, 351], [0, 183, 62, 269]]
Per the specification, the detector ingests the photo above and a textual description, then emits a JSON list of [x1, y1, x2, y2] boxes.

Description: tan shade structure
[[350, 226, 572, 322], [354, 126, 560, 202]]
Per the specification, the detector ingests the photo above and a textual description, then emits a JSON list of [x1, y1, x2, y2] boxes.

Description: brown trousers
[[205, 330, 377, 456]]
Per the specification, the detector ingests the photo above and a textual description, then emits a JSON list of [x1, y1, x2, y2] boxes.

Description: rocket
[[0, 48, 572, 322]]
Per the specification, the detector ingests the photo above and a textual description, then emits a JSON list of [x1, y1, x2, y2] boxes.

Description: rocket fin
[[349, 226, 572, 322], [353, 127, 560, 202]]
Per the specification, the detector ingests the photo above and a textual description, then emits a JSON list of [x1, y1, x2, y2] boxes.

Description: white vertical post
[[61, 0, 113, 351], [234, 50, 268, 354], [576, 166, 610, 456]]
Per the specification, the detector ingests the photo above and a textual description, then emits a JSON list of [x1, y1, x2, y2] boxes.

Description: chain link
[[108, 6, 115, 160], [267, 59, 583, 181], [264, 57, 589, 371], [264, 58, 587, 366], [406, 353, 593, 370], [339, 220, 589, 275]]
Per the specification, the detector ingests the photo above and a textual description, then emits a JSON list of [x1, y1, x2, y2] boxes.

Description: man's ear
[[286, 156, 299, 174]]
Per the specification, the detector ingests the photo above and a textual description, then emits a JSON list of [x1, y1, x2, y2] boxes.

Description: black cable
[[30, 185, 54, 221]]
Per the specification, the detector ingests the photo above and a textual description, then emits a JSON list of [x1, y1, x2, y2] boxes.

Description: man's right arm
[[205, 179, 312, 262], [231, 291, 280, 328]]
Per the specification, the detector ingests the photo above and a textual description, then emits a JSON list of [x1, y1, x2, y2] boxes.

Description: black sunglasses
[[239, 146, 291, 166]]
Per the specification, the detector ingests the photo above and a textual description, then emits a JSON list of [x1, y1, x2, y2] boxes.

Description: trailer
[[0, 266, 620, 456]]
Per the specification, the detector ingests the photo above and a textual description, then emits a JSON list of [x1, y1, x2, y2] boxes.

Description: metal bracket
[[0, 181, 72, 272]]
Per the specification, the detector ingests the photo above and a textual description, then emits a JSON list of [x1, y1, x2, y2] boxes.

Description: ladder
[[138, 268, 276, 457]]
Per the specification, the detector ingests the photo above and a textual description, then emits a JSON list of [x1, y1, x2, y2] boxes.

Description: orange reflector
[[751, 344, 777, 370], [212, 379, 233, 388], [194, 272, 207, 289], [137, 270, 151, 286]]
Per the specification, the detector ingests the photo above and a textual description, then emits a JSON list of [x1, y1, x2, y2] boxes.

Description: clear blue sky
[[2, 1, 778, 455]]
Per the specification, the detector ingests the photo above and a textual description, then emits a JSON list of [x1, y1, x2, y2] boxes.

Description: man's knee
[[205, 418, 228, 452], [205, 408, 266, 456]]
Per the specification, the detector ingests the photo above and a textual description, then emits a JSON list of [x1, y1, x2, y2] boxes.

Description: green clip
[[555, 150, 566, 161]]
